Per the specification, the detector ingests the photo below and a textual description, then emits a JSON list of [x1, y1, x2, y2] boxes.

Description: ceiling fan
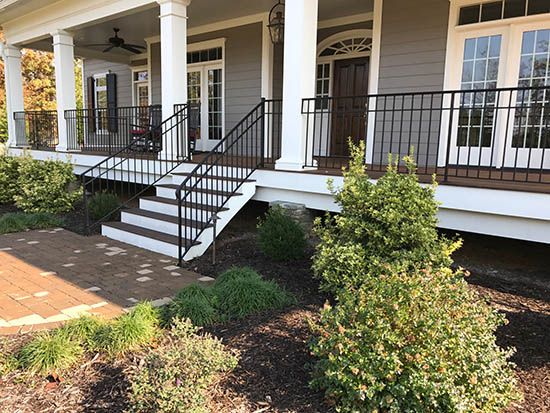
[[84, 28, 146, 54]]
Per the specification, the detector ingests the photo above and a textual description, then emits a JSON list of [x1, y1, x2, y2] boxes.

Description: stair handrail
[[81, 104, 193, 233], [176, 99, 270, 264]]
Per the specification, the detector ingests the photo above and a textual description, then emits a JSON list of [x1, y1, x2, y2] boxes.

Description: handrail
[[176, 99, 276, 264], [81, 104, 191, 233]]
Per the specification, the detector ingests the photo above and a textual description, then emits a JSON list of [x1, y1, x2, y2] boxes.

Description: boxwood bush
[[0, 155, 21, 204], [257, 206, 307, 261]]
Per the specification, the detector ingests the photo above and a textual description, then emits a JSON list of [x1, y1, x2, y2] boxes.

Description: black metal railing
[[65, 105, 162, 154], [81, 104, 191, 232], [302, 85, 550, 187], [13, 110, 59, 150], [176, 99, 280, 264]]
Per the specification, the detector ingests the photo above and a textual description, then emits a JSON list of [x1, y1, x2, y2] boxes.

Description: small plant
[[128, 318, 238, 413], [310, 267, 521, 412], [0, 212, 63, 234], [164, 284, 220, 327], [214, 268, 295, 319], [0, 155, 20, 204], [14, 157, 81, 214], [17, 330, 83, 373], [257, 206, 307, 261], [60, 315, 105, 347], [87, 192, 121, 221], [93, 302, 160, 356], [0, 338, 19, 376], [213, 266, 262, 288]]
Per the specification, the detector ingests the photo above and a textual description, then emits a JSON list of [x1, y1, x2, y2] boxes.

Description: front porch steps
[[101, 166, 257, 261]]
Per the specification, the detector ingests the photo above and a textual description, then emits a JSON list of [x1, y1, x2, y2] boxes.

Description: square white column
[[1, 44, 25, 147], [158, 0, 191, 159], [275, 0, 319, 171], [52, 30, 77, 152]]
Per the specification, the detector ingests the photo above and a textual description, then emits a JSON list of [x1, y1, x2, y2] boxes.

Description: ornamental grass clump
[[87, 192, 121, 221], [128, 318, 238, 413], [164, 284, 221, 327], [0, 212, 63, 234]]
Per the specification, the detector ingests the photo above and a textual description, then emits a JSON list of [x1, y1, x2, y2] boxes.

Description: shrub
[[310, 267, 520, 412], [213, 266, 262, 288], [0, 212, 63, 234], [128, 318, 238, 413], [164, 284, 220, 327], [0, 155, 20, 204], [313, 142, 460, 294], [87, 192, 121, 221], [93, 302, 160, 356], [214, 268, 295, 319], [14, 157, 81, 214], [17, 330, 83, 373], [60, 315, 105, 348], [257, 205, 307, 261]]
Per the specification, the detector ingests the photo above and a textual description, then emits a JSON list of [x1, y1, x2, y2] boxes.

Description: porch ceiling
[[21, 0, 372, 59]]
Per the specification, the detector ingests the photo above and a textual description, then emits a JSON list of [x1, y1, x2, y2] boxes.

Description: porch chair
[[130, 105, 163, 152]]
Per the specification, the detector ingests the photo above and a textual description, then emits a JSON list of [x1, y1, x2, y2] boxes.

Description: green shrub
[[313, 142, 460, 294], [87, 192, 121, 221], [93, 302, 160, 356], [128, 318, 238, 413], [165, 284, 220, 327], [257, 206, 307, 261], [14, 157, 81, 214], [17, 330, 83, 373], [214, 268, 295, 319], [213, 266, 262, 288], [0, 155, 21, 204], [0, 212, 63, 234], [60, 315, 105, 348], [310, 267, 520, 412], [0, 106, 8, 144]]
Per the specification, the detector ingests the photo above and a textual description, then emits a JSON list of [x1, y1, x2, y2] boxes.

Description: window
[[132, 69, 149, 107], [458, 35, 502, 147], [458, 0, 549, 25], [94, 74, 108, 132], [316, 63, 330, 109], [187, 47, 222, 64]]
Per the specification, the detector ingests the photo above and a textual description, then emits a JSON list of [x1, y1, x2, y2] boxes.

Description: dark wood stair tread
[[171, 172, 256, 183], [124, 209, 212, 228], [103, 222, 200, 246], [157, 183, 243, 197], [140, 196, 230, 211]]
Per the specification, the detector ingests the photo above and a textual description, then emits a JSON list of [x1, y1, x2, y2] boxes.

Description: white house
[[1, 0, 549, 263]]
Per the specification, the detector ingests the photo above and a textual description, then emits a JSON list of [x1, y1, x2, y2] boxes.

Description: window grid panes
[[315, 63, 330, 109], [95, 75, 108, 132], [458, 35, 502, 147], [208, 68, 223, 140], [458, 0, 549, 26], [187, 47, 222, 64], [513, 29, 550, 148]]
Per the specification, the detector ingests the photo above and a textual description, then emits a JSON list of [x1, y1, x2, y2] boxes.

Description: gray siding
[[378, 0, 449, 93], [82, 59, 133, 108], [150, 43, 162, 105]]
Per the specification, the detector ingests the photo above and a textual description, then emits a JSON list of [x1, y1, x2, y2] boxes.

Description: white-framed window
[[132, 67, 149, 107], [93, 73, 108, 132]]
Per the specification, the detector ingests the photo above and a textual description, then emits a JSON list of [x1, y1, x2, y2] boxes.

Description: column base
[[275, 158, 317, 171]]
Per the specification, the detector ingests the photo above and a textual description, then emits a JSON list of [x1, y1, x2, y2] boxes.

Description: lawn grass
[[0, 212, 63, 234]]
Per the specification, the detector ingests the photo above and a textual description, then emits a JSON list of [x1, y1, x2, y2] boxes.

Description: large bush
[[128, 318, 238, 413], [0, 155, 21, 204], [310, 267, 520, 412], [257, 205, 307, 261], [14, 157, 81, 213], [313, 142, 459, 294]]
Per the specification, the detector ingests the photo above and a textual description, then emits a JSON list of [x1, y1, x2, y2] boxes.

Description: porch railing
[[13, 110, 58, 150], [65, 105, 162, 154], [302, 85, 550, 187]]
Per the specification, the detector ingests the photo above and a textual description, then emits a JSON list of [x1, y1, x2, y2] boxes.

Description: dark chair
[[130, 105, 162, 152]]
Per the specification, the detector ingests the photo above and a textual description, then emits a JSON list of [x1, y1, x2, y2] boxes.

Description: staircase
[[83, 99, 281, 264], [101, 167, 257, 260]]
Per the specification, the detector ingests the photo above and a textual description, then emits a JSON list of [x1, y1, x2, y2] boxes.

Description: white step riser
[[121, 212, 201, 238], [156, 186, 229, 204], [139, 199, 216, 221], [172, 165, 249, 178], [170, 175, 251, 187], [102, 225, 178, 258]]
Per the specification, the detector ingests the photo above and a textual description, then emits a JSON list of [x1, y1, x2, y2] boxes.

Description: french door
[[187, 62, 224, 152]]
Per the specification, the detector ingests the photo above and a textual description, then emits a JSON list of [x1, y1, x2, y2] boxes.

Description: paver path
[[0, 228, 208, 334]]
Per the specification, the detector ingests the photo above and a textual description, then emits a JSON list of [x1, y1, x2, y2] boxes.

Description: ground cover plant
[[164, 267, 295, 326], [257, 205, 307, 261], [0, 211, 62, 234], [309, 142, 521, 412]]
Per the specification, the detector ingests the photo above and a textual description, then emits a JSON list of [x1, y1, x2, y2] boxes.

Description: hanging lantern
[[268, 1, 285, 45]]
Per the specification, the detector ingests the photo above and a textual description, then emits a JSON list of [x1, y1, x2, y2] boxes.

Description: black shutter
[[106, 73, 118, 133], [86, 77, 96, 132]]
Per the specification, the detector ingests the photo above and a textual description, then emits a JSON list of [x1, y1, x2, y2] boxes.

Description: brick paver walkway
[[0, 228, 210, 334]]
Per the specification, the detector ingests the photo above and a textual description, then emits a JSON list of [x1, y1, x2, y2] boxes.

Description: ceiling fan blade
[[103, 45, 116, 53], [120, 44, 143, 54], [82, 43, 111, 47], [124, 43, 146, 50]]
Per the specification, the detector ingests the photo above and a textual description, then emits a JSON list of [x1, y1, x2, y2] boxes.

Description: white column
[[275, 0, 319, 171], [52, 30, 77, 152], [158, 0, 190, 159], [1, 44, 24, 147]]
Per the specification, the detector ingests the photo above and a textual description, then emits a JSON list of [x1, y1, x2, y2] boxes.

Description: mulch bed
[[0, 203, 548, 412]]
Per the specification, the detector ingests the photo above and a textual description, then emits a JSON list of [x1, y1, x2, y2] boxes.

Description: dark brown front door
[[331, 57, 369, 157]]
